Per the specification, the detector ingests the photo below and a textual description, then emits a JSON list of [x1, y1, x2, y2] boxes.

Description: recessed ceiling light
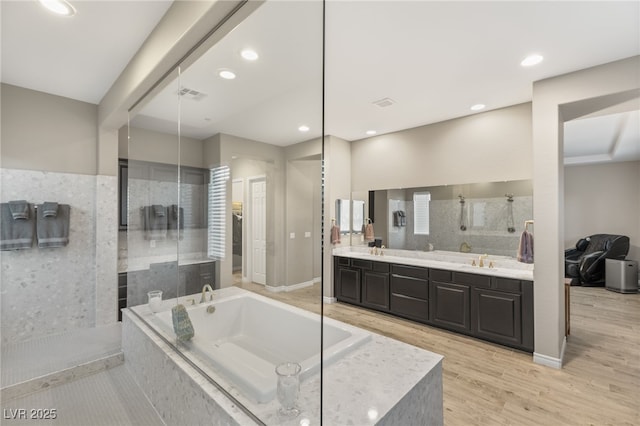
[[38, 0, 76, 16], [470, 104, 486, 111], [241, 49, 259, 61], [521, 54, 544, 67], [218, 69, 236, 80], [366, 130, 377, 136], [298, 125, 310, 132]]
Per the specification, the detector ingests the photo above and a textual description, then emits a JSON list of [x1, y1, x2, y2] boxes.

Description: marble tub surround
[[334, 246, 534, 280], [123, 287, 444, 425]]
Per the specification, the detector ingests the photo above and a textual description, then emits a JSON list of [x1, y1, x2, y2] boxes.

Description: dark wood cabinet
[[119, 261, 216, 314], [336, 263, 361, 304], [362, 270, 390, 311], [390, 264, 429, 322], [335, 257, 390, 309], [471, 278, 534, 352], [429, 280, 471, 332], [472, 288, 522, 346], [334, 255, 534, 352]]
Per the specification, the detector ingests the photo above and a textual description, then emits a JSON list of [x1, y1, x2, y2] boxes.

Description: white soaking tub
[[148, 288, 370, 403]]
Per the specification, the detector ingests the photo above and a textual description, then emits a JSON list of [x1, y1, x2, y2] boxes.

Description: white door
[[251, 179, 266, 285]]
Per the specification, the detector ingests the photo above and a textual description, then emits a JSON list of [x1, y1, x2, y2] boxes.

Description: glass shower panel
[[124, 1, 324, 424], [178, 2, 324, 422], [126, 70, 181, 311]]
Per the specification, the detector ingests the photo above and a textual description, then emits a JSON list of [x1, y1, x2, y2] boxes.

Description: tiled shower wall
[[0, 168, 116, 345], [391, 196, 533, 257]]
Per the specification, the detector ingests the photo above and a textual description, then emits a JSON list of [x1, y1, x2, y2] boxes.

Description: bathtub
[[144, 288, 371, 404]]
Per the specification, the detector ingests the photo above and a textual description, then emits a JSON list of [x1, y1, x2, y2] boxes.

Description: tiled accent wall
[[0, 168, 117, 344], [95, 175, 118, 326]]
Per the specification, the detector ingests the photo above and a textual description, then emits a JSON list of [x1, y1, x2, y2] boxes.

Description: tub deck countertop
[[125, 287, 444, 425], [333, 246, 534, 281]]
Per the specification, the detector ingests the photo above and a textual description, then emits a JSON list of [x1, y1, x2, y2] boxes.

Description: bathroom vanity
[[117, 256, 215, 320], [334, 248, 534, 352]]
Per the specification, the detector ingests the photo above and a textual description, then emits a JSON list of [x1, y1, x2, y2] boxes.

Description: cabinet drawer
[[336, 257, 350, 267], [391, 294, 429, 322], [372, 261, 390, 273], [494, 277, 522, 293], [391, 275, 428, 300], [430, 269, 452, 282], [391, 264, 429, 280], [454, 271, 491, 288], [352, 259, 372, 270]]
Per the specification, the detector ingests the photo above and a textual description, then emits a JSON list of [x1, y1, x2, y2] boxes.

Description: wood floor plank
[[234, 279, 640, 425]]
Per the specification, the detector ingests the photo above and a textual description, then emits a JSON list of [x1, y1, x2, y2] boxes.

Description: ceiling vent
[[178, 87, 207, 101], [372, 97, 396, 108]]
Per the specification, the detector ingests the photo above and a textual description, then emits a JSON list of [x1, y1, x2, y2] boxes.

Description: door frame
[[246, 175, 266, 284]]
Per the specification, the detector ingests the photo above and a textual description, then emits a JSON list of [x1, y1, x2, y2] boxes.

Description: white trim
[[265, 280, 314, 293], [323, 296, 337, 304], [313, 276, 321, 283], [533, 337, 566, 369]]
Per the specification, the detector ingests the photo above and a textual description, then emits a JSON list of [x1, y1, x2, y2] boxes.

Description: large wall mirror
[[356, 179, 533, 257]]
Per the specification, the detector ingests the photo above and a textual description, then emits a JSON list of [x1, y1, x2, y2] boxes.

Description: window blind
[[207, 165, 230, 259], [413, 191, 431, 235]]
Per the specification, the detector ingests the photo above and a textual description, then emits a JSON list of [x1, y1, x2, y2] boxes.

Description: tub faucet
[[200, 284, 214, 303]]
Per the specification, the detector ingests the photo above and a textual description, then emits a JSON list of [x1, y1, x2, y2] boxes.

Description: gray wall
[[324, 135, 352, 299], [119, 125, 205, 168], [564, 160, 640, 262], [532, 55, 640, 365], [351, 102, 533, 192], [204, 133, 286, 289], [1, 84, 98, 174], [285, 139, 322, 284]]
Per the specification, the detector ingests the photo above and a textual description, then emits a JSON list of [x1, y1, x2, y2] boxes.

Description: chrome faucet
[[200, 284, 214, 303]]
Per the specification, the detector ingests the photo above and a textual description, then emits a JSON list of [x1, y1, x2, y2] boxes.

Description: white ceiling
[[2, 1, 639, 164], [1, 0, 172, 104]]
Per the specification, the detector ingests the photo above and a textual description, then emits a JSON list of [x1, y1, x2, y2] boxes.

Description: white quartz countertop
[[334, 246, 534, 281], [127, 287, 444, 425], [118, 253, 213, 273]]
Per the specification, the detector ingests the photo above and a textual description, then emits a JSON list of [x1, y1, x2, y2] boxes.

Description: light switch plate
[[290, 232, 295, 239]]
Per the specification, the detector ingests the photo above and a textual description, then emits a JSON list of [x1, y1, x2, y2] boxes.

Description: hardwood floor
[[235, 281, 640, 425]]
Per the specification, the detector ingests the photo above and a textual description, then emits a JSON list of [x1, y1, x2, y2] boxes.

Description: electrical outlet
[[290, 232, 295, 239], [150, 240, 156, 248]]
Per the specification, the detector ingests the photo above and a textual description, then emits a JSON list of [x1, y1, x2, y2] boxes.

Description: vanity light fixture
[[520, 54, 544, 67], [298, 125, 310, 132], [366, 130, 377, 136], [240, 49, 259, 61], [218, 69, 236, 80], [38, 0, 76, 16], [470, 104, 486, 111]]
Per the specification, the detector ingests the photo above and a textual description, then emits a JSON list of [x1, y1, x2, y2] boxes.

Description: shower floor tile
[[0, 364, 165, 426], [1, 324, 122, 388]]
